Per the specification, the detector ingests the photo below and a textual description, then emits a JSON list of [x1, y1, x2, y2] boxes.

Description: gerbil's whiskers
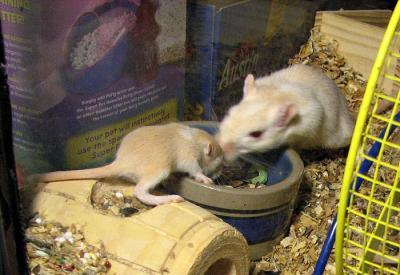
[[219, 173, 233, 183], [238, 154, 280, 172], [209, 108, 220, 122]]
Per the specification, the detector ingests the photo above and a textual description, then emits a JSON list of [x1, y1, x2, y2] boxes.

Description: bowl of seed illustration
[[163, 121, 304, 259], [61, 2, 137, 93]]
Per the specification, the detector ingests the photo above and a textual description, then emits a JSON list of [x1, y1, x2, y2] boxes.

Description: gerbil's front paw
[[193, 173, 213, 184]]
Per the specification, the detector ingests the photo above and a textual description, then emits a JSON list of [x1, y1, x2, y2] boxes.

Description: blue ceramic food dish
[[164, 121, 304, 259]]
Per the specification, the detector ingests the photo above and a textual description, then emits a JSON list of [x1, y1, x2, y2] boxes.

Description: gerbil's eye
[[249, 131, 263, 138]]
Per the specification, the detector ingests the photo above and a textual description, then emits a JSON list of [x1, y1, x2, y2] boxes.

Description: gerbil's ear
[[276, 104, 297, 128], [204, 143, 213, 157], [243, 74, 256, 97]]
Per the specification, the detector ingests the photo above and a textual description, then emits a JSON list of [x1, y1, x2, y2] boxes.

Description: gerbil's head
[[217, 74, 298, 161], [198, 132, 224, 178]]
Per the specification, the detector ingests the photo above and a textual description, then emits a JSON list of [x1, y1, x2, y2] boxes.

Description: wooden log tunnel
[[22, 180, 250, 275]]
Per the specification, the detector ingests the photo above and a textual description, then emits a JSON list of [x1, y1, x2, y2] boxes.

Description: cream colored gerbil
[[218, 64, 355, 161], [32, 123, 224, 206]]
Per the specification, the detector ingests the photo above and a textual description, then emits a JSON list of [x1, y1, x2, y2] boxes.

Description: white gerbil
[[217, 64, 355, 161], [31, 123, 223, 206]]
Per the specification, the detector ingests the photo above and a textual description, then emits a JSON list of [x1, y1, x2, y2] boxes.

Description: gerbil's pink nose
[[222, 142, 235, 153]]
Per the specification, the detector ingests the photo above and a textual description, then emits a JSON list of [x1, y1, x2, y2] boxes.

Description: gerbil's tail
[[29, 163, 118, 183]]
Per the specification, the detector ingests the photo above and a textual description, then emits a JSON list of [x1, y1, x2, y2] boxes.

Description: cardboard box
[[185, 0, 268, 120], [185, 0, 325, 120], [0, 0, 186, 177]]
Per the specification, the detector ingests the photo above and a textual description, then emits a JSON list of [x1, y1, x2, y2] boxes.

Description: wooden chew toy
[[22, 180, 249, 275]]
